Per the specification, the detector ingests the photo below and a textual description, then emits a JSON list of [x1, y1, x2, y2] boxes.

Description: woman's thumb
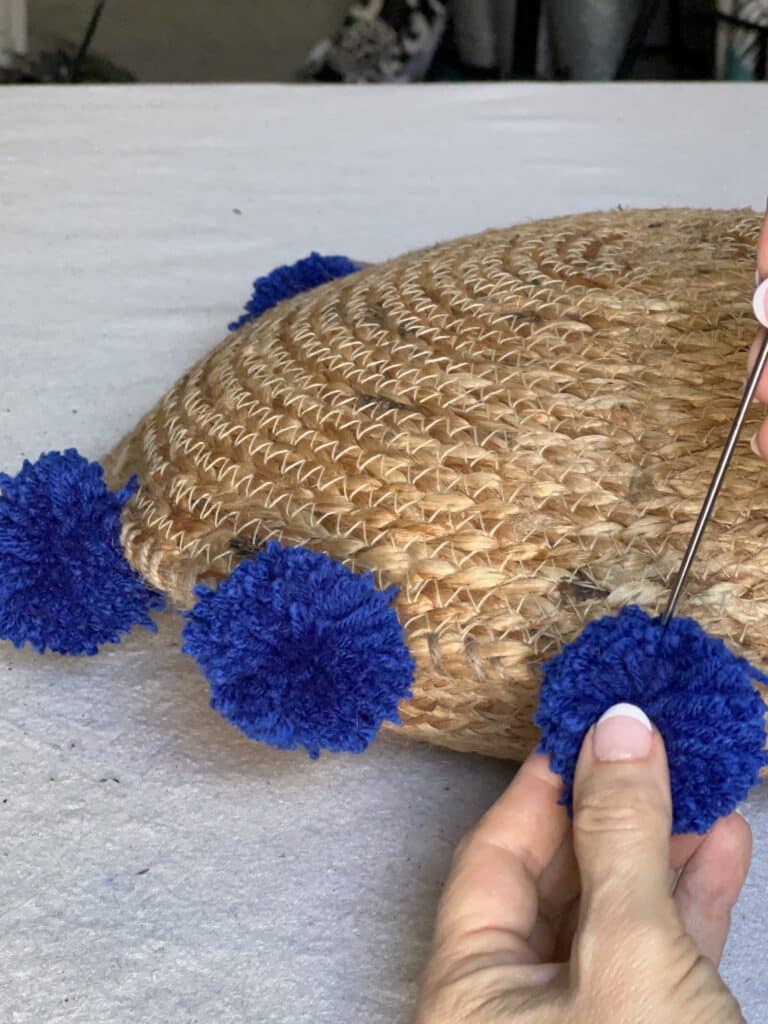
[[572, 703, 678, 936]]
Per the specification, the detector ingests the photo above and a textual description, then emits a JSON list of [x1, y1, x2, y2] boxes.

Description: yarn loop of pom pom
[[182, 541, 415, 756], [536, 606, 768, 834], [228, 252, 360, 331], [0, 449, 164, 655]]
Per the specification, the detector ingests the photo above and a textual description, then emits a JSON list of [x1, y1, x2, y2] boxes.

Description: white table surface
[[2, 83, 768, 1024]]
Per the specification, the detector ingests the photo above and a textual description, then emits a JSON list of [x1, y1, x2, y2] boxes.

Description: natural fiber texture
[[104, 208, 768, 760]]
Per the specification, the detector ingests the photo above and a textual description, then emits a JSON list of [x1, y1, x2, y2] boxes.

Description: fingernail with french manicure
[[751, 433, 762, 458], [755, 279, 768, 329], [593, 703, 652, 762]]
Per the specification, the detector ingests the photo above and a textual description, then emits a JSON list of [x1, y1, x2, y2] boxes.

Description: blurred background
[[0, 0, 766, 84]]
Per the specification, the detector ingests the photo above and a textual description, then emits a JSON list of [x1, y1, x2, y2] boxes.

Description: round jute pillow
[[102, 207, 768, 760]]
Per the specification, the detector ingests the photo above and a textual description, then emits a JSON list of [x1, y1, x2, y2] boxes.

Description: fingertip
[[573, 705, 668, 778], [592, 703, 653, 762], [519, 749, 563, 790], [570, 710, 675, 931], [673, 812, 753, 964], [571, 709, 674, 881], [680, 813, 752, 908], [712, 812, 753, 887], [754, 279, 768, 329], [745, 332, 768, 404], [757, 206, 768, 281], [464, 747, 569, 880], [751, 420, 768, 459]]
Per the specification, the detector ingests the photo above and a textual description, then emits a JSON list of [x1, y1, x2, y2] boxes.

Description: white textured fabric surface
[[1, 84, 768, 1023]]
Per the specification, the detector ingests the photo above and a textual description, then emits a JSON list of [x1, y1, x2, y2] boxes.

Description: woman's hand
[[747, 206, 768, 456], [414, 704, 751, 1024]]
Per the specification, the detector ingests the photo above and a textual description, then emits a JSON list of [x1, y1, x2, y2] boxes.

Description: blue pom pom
[[182, 541, 415, 756], [228, 252, 360, 331], [536, 606, 768, 834], [0, 450, 164, 655]]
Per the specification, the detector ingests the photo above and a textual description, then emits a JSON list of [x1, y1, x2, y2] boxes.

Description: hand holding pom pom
[[536, 607, 768, 834]]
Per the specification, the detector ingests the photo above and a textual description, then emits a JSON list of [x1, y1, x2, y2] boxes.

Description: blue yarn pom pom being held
[[536, 607, 768, 834]]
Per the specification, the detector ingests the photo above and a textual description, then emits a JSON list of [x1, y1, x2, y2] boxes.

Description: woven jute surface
[[104, 207, 768, 760]]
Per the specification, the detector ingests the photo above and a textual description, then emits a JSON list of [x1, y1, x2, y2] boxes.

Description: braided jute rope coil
[[104, 207, 768, 760]]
